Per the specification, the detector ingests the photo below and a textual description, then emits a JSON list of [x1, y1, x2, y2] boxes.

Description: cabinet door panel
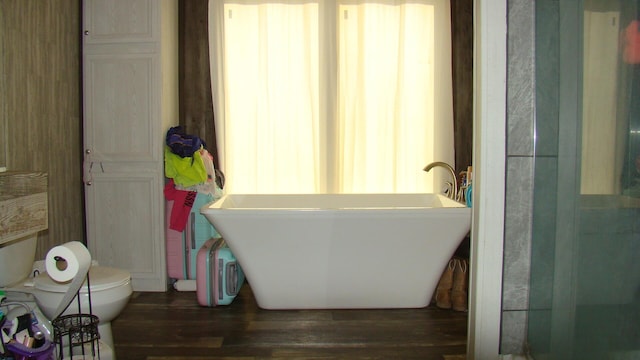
[[84, 54, 158, 162], [83, 0, 156, 44], [84, 172, 165, 291]]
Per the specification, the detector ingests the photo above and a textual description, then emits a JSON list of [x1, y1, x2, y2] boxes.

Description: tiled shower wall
[[502, 0, 536, 354]]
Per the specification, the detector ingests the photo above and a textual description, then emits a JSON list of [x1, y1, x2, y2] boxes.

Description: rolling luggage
[[166, 192, 220, 280], [196, 238, 245, 307], [166, 199, 186, 280]]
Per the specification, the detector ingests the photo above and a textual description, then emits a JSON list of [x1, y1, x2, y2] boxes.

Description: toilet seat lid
[[33, 266, 131, 293]]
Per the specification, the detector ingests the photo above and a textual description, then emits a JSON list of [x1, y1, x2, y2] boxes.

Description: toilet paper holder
[[50, 266, 100, 359], [52, 313, 100, 359]]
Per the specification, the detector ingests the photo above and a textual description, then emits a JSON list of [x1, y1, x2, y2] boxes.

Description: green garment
[[164, 146, 208, 187]]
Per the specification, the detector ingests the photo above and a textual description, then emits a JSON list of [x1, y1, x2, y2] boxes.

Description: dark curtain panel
[[451, 0, 474, 175], [178, 0, 474, 176], [178, 0, 220, 169]]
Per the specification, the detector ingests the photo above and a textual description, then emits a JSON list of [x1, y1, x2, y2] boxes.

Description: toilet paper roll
[[45, 241, 92, 283], [45, 241, 92, 319]]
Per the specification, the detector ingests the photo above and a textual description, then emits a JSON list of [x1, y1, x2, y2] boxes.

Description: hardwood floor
[[111, 283, 468, 359]]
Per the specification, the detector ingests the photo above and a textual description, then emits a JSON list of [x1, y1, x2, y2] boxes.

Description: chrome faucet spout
[[423, 161, 458, 200]]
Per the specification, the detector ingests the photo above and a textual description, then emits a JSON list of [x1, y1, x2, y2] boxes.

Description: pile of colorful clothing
[[163, 126, 222, 232]]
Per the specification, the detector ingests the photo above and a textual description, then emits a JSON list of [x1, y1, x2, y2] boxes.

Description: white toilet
[[0, 235, 132, 355]]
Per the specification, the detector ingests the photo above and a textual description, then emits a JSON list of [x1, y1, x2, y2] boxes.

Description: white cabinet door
[[83, 0, 156, 45], [83, 171, 165, 291], [83, 0, 176, 291], [83, 52, 159, 163]]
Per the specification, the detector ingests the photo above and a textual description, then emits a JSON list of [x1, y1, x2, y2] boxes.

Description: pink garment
[[164, 179, 197, 232], [624, 20, 640, 64]]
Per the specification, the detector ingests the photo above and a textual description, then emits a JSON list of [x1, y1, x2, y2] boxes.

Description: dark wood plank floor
[[111, 283, 468, 360]]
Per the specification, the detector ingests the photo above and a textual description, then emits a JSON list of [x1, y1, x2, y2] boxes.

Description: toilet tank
[[0, 172, 48, 287], [0, 235, 38, 287]]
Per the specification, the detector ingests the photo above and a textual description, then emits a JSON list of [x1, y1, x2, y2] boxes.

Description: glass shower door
[[529, 0, 640, 359]]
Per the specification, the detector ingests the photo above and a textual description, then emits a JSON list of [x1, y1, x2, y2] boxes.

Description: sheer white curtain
[[209, 0, 453, 194]]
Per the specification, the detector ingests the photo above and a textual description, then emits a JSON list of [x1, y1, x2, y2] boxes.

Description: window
[[209, 0, 453, 194]]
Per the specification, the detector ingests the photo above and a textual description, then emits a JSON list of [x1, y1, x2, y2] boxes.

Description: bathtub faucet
[[423, 162, 458, 201]]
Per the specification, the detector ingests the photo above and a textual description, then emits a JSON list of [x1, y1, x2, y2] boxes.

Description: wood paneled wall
[[0, 5, 6, 171], [0, 0, 84, 259]]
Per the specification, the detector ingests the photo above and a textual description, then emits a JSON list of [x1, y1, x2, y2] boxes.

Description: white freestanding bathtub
[[201, 193, 471, 309]]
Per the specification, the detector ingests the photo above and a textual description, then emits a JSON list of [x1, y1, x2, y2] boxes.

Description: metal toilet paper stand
[[52, 273, 101, 359]]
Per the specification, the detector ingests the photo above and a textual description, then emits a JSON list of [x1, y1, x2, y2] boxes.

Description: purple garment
[[166, 126, 206, 158]]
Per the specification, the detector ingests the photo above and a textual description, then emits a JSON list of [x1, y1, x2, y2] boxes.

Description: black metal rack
[[51, 273, 100, 359]]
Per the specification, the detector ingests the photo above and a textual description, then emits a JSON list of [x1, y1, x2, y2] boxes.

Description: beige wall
[[0, 0, 84, 258]]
